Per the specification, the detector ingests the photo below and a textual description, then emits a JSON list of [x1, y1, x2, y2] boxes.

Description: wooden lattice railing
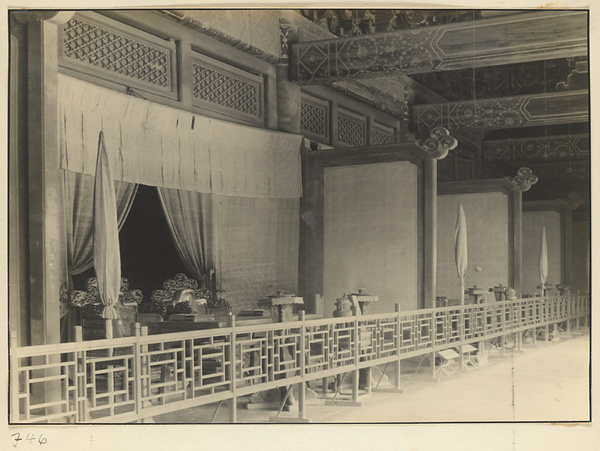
[[9, 295, 589, 424]]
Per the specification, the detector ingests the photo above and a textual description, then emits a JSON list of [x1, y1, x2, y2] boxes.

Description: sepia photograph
[[3, 2, 595, 449]]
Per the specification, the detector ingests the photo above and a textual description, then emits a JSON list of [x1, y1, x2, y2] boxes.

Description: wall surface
[[437, 192, 510, 301], [323, 162, 418, 315], [522, 210, 562, 295], [571, 219, 590, 295]]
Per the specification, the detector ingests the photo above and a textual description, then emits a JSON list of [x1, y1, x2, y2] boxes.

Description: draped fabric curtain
[[63, 170, 138, 280], [61, 169, 137, 341], [157, 187, 224, 288]]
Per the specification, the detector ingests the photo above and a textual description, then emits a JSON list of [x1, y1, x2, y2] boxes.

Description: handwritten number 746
[[11, 433, 47, 446]]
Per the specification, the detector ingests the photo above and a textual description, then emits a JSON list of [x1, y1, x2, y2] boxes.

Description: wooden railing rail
[[9, 295, 589, 424]]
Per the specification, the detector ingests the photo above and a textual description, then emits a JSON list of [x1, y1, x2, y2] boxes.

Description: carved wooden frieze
[[290, 11, 587, 84], [413, 91, 588, 133], [300, 94, 329, 142], [371, 123, 395, 145], [191, 53, 263, 123], [59, 13, 176, 97], [484, 134, 589, 162], [337, 109, 367, 147]]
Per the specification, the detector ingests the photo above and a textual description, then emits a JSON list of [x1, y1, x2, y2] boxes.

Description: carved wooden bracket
[[505, 167, 539, 192], [417, 126, 458, 160]]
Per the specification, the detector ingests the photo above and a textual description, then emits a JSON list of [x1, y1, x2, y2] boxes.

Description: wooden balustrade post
[[229, 314, 237, 423], [133, 323, 143, 423], [544, 297, 551, 342], [10, 331, 20, 423], [352, 306, 360, 403], [459, 305, 465, 369], [430, 310, 437, 379], [395, 304, 402, 390], [500, 303, 506, 356], [299, 311, 307, 421], [72, 326, 86, 422]]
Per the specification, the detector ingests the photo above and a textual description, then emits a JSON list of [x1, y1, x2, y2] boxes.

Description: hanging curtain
[[63, 170, 138, 279], [157, 188, 224, 288], [60, 170, 137, 342], [93, 131, 123, 321]]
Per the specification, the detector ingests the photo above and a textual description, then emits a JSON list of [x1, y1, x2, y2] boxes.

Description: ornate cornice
[[417, 126, 458, 160], [505, 167, 538, 192]]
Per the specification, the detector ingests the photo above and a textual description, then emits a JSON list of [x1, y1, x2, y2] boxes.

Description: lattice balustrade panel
[[84, 346, 136, 420], [338, 111, 366, 147], [399, 317, 417, 354], [141, 339, 190, 406], [434, 309, 461, 346], [270, 328, 302, 380], [233, 332, 269, 387], [485, 304, 504, 335], [414, 313, 434, 350], [300, 96, 329, 141], [192, 56, 263, 122], [189, 335, 232, 396], [304, 324, 332, 374], [372, 124, 394, 145], [14, 353, 81, 423], [61, 15, 174, 95], [330, 320, 356, 368], [463, 305, 485, 340], [367, 316, 399, 360]]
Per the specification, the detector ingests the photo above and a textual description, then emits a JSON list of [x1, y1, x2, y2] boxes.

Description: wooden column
[[423, 158, 437, 309], [512, 190, 523, 294], [276, 64, 301, 134], [24, 11, 74, 345]]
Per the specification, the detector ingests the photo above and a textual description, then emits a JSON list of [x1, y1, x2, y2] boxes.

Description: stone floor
[[153, 331, 590, 424]]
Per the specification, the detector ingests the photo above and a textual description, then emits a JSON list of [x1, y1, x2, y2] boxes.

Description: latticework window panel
[[338, 110, 366, 147], [301, 98, 328, 140], [372, 124, 394, 145], [60, 14, 175, 96], [193, 64, 261, 119]]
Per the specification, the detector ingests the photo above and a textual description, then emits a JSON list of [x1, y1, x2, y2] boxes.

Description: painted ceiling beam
[[290, 10, 587, 85], [484, 134, 589, 162], [412, 90, 588, 133]]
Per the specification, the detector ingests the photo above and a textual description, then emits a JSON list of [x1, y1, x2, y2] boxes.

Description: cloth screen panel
[[158, 187, 299, 311]]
